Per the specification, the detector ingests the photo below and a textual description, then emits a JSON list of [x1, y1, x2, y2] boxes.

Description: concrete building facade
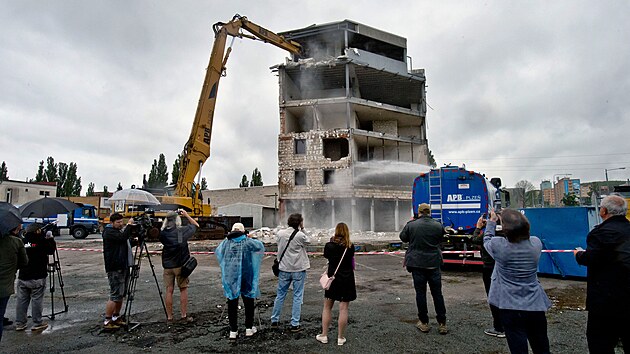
[[0, 180, 57, 205], [274, 20, 429, 231]]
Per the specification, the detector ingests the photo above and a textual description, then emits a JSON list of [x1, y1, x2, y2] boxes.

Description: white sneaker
[[338, 337, 347, 346], [245, 327, 257, 337], [229, 331, 238, 340], [316, 334, 328, 344]]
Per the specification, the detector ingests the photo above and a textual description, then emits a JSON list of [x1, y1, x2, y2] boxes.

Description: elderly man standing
[[0, 225, 28, 342], [399, 203, 448, 335], [575, 194, 630, 353]]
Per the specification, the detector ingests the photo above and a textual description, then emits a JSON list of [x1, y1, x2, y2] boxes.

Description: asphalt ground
[[0, 238, 591, 354]]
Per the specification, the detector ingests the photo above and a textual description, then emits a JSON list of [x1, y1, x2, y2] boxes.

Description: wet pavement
[[0, 238, 591, 353]]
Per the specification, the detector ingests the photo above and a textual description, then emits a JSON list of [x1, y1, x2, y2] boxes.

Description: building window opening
[[295, 170, 306, 186], [324, 170, 335, 185], [294, 139, 306, 155], [323, 138, 349, 161]]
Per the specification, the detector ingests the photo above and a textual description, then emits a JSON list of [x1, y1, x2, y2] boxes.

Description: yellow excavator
[[151, 14, 301, 232]]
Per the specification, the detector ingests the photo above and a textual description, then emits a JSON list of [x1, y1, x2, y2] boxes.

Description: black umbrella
[[0, 201, 22, 235], [19, 197, 80, 218]]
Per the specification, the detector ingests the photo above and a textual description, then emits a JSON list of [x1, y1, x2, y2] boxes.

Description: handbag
[[320, 247, 348, 290], [273, 229, 299, 277], [177, 227, 196, 278], [180, 256, 197, 278]]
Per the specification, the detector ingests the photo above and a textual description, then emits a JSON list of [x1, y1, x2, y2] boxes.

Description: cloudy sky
[[1, 0, 629, 193]]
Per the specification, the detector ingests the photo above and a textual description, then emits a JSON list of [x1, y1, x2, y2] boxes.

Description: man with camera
[[159, 209, 198, 323], [14, 224, 56, 332], [574, 194, 630, 353], [102, 213, 134, 330], [399, 203, 448, 335]]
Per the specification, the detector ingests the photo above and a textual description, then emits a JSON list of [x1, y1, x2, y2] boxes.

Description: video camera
[[129, 213, 155, 242]]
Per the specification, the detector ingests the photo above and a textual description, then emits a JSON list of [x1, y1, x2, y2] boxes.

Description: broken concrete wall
[[275, 20, 430, 231]]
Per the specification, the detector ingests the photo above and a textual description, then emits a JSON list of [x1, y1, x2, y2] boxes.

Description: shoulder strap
[[331, 247, 348, 277], [278, 229, 299, 262], [177, 227, 182, 244]]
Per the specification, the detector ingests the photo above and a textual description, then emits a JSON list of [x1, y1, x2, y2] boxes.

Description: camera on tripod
[[129, 213, 155, 242]]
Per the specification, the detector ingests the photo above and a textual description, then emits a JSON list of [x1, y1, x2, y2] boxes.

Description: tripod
[[37, 223, 69, 320], [45, 246, 69, 320], [123, 234, 167, 331]]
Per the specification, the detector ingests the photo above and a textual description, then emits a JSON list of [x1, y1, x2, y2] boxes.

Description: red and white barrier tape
[[57, 248, 577, 255]]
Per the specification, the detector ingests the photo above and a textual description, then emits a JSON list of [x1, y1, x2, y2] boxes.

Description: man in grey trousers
[[15, 224, 55, 332]]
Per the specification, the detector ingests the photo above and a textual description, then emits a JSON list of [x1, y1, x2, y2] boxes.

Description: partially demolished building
[[274, 20, 430, 231]]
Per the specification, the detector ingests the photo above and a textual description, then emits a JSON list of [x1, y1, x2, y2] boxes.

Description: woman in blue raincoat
[[215, 223, 265, 340]]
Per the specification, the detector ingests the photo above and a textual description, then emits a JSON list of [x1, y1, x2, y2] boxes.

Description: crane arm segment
[[175, 14, 301, 199]]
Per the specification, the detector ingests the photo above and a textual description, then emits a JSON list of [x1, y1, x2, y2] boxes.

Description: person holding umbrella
[[102, 213, 134, 330], [0, 201, 29, 342]]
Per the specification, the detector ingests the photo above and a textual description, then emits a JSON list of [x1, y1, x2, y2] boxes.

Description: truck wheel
[[72, 227, 88, 239]]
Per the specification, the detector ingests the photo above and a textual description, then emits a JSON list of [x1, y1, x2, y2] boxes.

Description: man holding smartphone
[[574, 194, 630, 353]]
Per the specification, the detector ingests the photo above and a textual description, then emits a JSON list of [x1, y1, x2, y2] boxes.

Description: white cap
[[231, 223, 245, 232]]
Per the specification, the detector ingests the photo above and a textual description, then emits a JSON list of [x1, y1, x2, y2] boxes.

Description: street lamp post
[[605, 167, 626, 182]]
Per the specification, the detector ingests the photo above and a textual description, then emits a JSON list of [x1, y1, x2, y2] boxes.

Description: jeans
[[482, 266, 503, 332], [15, 278, 47, 326], [500, 309, 550, 354], [587, 311, 630, 354], [0, 296, 9, 342], [271, 270, 306, 326], [409, 267, 446, 324], [228, 296, 254, 332]]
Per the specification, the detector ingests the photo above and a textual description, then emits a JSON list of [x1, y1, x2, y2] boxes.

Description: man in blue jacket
[[575, 194, 630, 353], [102, 213, 134, 330], [399, 203, 448, 335]]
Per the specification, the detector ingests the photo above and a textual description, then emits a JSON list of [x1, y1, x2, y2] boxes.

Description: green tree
[[57, 162, 68, 196], [0, 161, 8, 181], [561, 193, 580, 206], [56, 162, 81, 197], [156, 153, 169, 187], [201, 177, 208, 190], [427, 149, 437, 168], [44, 156, 57, 183], [117, 182, 123, 191], [239, 175, 249, 188], [86, 182, 95, 196], [148, 159, 158, 188], [250, 168, 263, 187], [171, 154, 181, 185], [103, 185, 109, 196], [34, 160, 45, 182], [147, 153, 169, 189]]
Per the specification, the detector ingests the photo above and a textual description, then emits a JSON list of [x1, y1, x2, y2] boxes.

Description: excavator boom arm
[[175, 15, 301, 199]]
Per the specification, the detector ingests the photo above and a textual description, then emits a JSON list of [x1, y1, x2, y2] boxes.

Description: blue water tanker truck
[[412, 166, 508, 260]]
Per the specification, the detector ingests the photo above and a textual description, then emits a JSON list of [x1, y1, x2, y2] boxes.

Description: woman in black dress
[[316, 222, 356, 346]]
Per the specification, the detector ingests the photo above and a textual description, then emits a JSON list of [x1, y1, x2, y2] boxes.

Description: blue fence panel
[[520, 207, 598, 278]]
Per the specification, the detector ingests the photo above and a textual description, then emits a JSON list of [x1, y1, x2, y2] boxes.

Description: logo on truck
[[447, 194, 481, 202]]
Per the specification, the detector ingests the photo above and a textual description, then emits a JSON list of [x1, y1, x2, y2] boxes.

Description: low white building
[[218, 202, 278, 229], [0, 179, 57, 205]]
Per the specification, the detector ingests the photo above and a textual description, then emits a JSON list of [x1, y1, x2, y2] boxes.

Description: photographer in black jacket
[[102, 213, 134, 330], [14, 223, 55, 332]]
